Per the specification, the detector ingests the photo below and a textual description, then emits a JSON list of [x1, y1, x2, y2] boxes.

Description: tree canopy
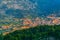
[[0, 25, 60, 40]]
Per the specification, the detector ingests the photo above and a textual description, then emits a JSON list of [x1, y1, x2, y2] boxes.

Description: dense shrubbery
[[0, 25, 60, 40]]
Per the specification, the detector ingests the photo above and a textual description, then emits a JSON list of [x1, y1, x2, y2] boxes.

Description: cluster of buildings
[[0, 16, 60, 35], [1, 16, 60, 30], [23, 17, 60, 26]]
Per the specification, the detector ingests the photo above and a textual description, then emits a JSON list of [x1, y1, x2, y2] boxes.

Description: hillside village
[[0, 15, 60, 35]]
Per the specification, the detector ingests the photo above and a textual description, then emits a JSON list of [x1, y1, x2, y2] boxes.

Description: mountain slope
[[0, 0, 60, 19]]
